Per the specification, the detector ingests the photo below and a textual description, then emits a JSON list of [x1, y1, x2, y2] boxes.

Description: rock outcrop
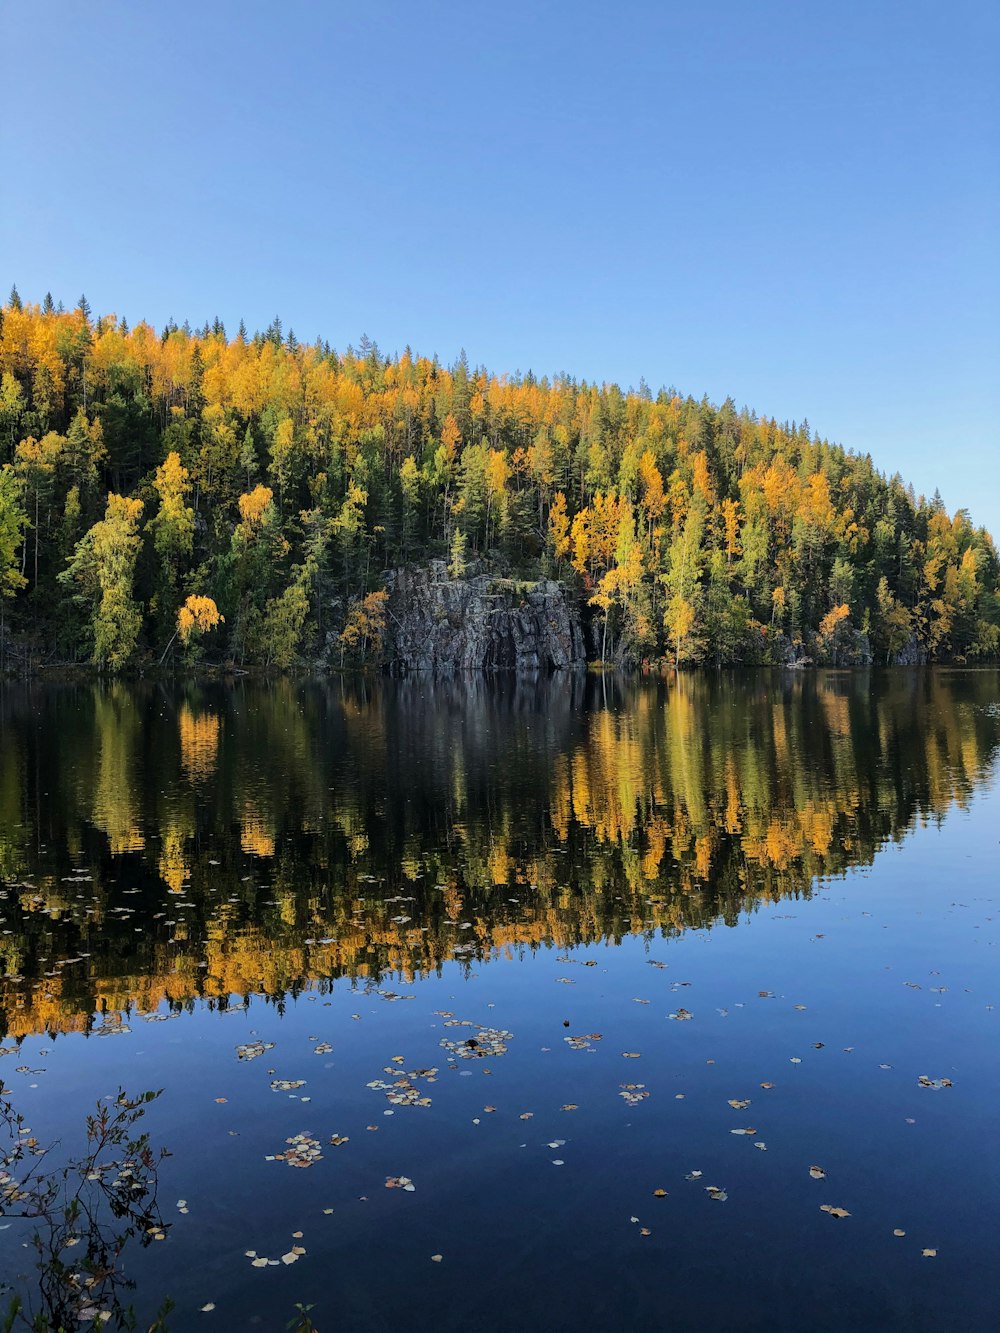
[[383, 562, 586, 673]]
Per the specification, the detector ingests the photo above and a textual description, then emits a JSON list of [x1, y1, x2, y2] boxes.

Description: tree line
[[1, 287, 997, 670]]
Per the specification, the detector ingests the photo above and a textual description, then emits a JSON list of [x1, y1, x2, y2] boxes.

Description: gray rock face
[[891, 633, 927, 667], [384, 561, 586, 673]]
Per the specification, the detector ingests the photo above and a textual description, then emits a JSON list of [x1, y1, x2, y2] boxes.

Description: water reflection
[[0, 671, 997, 1039]]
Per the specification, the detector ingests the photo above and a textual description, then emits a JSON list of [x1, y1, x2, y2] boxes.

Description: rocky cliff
[[383, 562, 586, 673]]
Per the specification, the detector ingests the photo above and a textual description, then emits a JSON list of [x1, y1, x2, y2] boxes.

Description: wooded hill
[[1, 288, 997, 671]]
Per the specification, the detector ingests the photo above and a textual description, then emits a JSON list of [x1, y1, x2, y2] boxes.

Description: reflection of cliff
[[0, 671, 997, 1038]]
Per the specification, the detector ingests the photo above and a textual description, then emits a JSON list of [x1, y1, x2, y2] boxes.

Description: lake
[[0, 670, 998, 1332]]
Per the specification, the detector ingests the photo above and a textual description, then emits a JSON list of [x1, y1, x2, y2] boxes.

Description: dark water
[[0, 670, 998, 1331]]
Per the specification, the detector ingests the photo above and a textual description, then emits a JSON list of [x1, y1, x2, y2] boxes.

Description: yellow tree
[[637, 450, 666, 545], [159, 594, 224, 664], [178, 594, 223, 643], [148, 451, 194, 563], [664, 593, 697, 666], [721, 497, 741, 565], [339, 589, 389, 666], [548, 491, 571, 568]]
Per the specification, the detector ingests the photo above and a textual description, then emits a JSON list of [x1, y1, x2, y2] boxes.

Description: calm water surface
[[0, 670, 998, 1331]]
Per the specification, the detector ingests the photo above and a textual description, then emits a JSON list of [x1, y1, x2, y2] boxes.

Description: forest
[[1, 287, 997, 672]]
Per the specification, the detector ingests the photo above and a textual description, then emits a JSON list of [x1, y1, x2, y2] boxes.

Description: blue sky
[[3, 0, 998, 534]]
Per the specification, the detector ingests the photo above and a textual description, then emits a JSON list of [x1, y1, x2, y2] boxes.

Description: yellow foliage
[[177, 594, 224, 644], [238, 484, 273, 527]]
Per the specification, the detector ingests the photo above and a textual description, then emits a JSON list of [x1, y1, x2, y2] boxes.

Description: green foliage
[[59, 494, 145, 669], [0, 292, 996, 669]]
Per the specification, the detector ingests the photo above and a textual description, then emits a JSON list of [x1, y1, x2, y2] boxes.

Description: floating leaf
[[922, 1248, 937, 1257], [236, 1042, 274, 1062], [809, 1166, 826, 1180], [820, 1205, 851, 1219]]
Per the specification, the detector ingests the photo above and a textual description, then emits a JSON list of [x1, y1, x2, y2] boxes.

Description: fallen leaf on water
[[281, 1252, 299, 1266], [893, 1229, 905, 1237], [922, 1248, 937, 1257], [820, 1205, 851, 1219], [431, 1254, 443, 1263], [640, 1227, 651, 1236], [790, 1058, 802, 1065], [561, 1104, 578, 1111], [200, 1304, 215, 1312], [214, 1098, 227, 1104], [728, 1099, 751, 1110], [250, 1258, 268, 1269], [760, 1082, 775, 1090], [705, 1185, 728, 1202], [809, 1166, 826, 1180], [622, 1052, 641, 1059], [236, 1042, 274, 1062], [385, 1176, 416, 1192], [619, 1084, 649, 1106], [685, 1171, 703, 1180], [917, 1076, 952, 1090], [730, 1127, 757, 1135], [653, 1189, 668, 1197]]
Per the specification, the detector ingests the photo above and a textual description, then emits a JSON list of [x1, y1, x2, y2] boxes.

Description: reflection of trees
[[0, 670, 997, 1038], [1, 1087, 169, 1330]]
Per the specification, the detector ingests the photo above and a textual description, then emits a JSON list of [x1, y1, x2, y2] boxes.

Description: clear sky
[[3, 0, 998, 534]]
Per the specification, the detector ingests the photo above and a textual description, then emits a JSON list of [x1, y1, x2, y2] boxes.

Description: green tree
[[60, 494, 145, 670], [0, 466, 27, 671]]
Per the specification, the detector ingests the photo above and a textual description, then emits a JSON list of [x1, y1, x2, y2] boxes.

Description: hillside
[[1, 289, 997, 671]]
